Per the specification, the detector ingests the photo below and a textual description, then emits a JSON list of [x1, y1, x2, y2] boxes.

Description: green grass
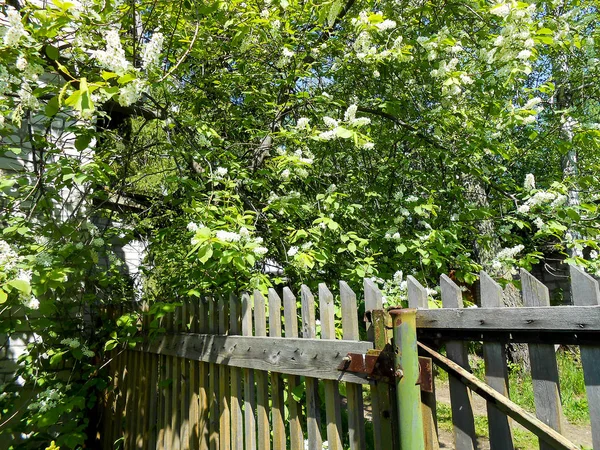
[[434, 347, 590, 448], [436, 403, 538, 449]]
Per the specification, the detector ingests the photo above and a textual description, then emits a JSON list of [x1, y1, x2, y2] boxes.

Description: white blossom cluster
[[524, 173, 535, 190], [141, 31, 164, 70], [2, 7, 28, 47], [93, 28, 131, 76], [480, 2, 537, 78], [214, 166, 228, 179], [0, 239, 18, 271], [118, 79, 146, 107], [517, 191, 557, 214], [491, 244, 524, 274], [317, 105, 372, 144]]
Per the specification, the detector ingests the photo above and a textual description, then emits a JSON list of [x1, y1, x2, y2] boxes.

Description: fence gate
[[101, 266, 600, 449]]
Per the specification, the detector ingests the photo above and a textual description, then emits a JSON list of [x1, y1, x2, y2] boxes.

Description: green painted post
[[392, 308, 424, 450]]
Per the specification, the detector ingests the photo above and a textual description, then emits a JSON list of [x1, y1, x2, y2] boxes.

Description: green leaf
[[104, 340, 118, 352], [348, 242, 357, 253], [45, 96, 60, 116], [117, 73, 136, 84], [335, 127, 353, 139], [7, 279, 31, 295], [0, 289, 6, 304], [45, 44, 60, 61], [75, 134, 92, 151], [197, 244, 213, 264]]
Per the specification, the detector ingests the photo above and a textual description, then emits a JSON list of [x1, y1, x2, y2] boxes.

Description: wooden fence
[[101, 265, 600, 450]]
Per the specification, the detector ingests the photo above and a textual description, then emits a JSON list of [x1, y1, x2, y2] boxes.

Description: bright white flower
[[551, 195, 567, 208], [318, 130, 337, 140], [260, 8, 270, 18], [323, 117, 339, 128], [187, 222, 199, 232], [524, 38, 535, 49], [272, 20, 281, 29], [491, 260, 503, 271], [362, 142, 375, 149], [590, 250, 598, 259], [141, 31, 164, 70], [450, 45, 463, 53], [493, 36, 505, 46], [282, 48, 295, 58], [215, 167, 228, 177], [524, 173, 535, 190], [253, 246, 268, 256], [24, 296, 39, 310], [373, 70, 380, 78], [524, 97, 542, 109], [118, 79, 146, 107], [376, 20, 396, 31], [281, 169, 290, 179], [216, 230, 241, 242], [93, 28, 131, 75], [2, 7, 28, 47], [497, 244, 524, 260], [517, 50, 532, 60], [490, 3, 511, 17], [406, 195, 419, 202], [344, 104, 358, 122], [15, 56, 27, 71], [428, 50, 437, 61], [521, 115, 536, 125], [459, 74, 473, 85], [533, 217, 544, 229], [517, 204, 530, 214], [287, 246, 299, 257], [296, 117, 310, 129], [240, 227, 250, 238], [17, 269, 31, 283]]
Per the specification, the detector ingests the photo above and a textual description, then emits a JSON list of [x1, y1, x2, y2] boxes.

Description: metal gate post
[[391, 308, 424, 450]]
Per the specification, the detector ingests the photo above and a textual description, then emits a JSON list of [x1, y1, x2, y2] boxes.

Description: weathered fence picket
[[479, 271, 514, 450], [521, 269, 564, 450], [283, 287, 304, 450], [102, 268, 599, 450], [440, 275, 477, 450]]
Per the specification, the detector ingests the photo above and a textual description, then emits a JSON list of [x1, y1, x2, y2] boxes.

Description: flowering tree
[[2, 0, 600, 446]]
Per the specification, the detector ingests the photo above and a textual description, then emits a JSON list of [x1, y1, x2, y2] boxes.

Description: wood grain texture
[[171, 307, 182, 450], [364, 278, 395, 450], [569, 265, 600, 450], [218, 298, 231, 450], [229, 294, 244, 450], [253, 291, 270, 450], [340, 281, 366, 450], [198, 298, 210, 450], [268, 289, 286, 450], [188, 298, 200, 450], [208, 298, 220, 450], [283, 287, 304, 450], [242, 292, 257, 450], [415, 305, 600, 331], [180, 303, 190, 450], [319, 283, 343, 450], [521, 269, 563, 450], [480, 272, 514, 450], [408, 276, 439, 450], [301, 285, 323, 450], [440, 275, 476, 450]]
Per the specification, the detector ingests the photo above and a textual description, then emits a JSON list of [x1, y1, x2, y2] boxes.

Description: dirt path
[[435, 381, 593, 449]]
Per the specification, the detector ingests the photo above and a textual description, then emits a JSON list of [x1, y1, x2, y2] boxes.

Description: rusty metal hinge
[[337, 350, 434, 393]]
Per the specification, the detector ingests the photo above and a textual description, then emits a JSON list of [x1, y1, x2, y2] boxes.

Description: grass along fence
[[101, 265, 600, 449]]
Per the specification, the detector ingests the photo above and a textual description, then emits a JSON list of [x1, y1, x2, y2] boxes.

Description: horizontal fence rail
[[101, 265, 599, 450], [139, 334, 373, 384]]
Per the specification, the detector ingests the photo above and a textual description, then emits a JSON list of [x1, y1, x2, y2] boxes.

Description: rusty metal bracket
[[337, 350, 433, 392]]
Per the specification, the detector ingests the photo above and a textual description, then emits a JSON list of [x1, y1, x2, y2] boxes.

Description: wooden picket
[[101, 267, 599, 450]]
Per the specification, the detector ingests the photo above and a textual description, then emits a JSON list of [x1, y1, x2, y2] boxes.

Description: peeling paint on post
[[392, 309, 424, 450]]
